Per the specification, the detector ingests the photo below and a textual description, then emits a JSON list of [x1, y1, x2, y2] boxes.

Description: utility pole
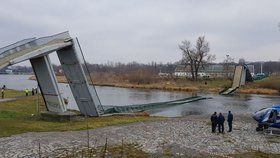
[[261, 62, 264, 74], [225, 54, 230, 78]]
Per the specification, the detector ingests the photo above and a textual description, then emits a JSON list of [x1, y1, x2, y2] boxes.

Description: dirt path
[[0, 116, 279, 157], [0, 98, 16, 103]]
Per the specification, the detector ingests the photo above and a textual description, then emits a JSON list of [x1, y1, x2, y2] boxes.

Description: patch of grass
[[231, 150, 280, 158], [0, 110, 18, 120], [2, 89, 25, 98], [0, 91, 163, 137]]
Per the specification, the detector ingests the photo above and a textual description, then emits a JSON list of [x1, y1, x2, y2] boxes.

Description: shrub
[[126, 69, 157, 84]]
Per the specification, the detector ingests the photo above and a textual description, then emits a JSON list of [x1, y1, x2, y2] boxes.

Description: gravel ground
[[0, 115, 279, 157]]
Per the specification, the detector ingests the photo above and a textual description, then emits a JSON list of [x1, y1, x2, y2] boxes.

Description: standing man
[[1, 89, 4, 99], [211, 112, 218, 133], [25, 88, 29, 96], [31, 88, 35, 96], [227, 111, 233, 132], [218, 113, 225, 133]]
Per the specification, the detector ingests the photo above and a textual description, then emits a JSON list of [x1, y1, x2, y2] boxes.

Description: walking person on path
[[211, 112, 218, 133], [227, 111, 233, 132], [218, 113, 225, 133]]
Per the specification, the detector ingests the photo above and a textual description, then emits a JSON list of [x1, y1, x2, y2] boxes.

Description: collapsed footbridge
[[220, 65, 253, 95], [0, 32, 210, 117], [0, 32, 104, 116]]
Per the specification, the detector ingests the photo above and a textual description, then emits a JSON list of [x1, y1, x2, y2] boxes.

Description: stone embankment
[[0, 115, 279, 157]]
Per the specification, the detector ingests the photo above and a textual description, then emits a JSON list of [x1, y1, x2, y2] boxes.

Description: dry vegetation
[[257, 76, 280, 90], [230, 151, 280, 158], [238, 76, 280, 95], [30, 74, 231, 93], [49, 144, 280, 158], [30, 74, 280, 95]]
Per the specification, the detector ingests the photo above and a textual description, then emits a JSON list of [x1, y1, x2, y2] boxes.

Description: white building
[[174, 64, 255, 79]]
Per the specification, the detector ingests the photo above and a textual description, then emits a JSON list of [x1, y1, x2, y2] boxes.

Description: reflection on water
[[155, 93, 280, 117], [96, 86, 190, 106], [0, 75, 280, 117]]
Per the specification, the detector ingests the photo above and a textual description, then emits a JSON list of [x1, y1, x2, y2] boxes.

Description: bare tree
[[223, 55, 234, 66], [179, 36, 213, 81]]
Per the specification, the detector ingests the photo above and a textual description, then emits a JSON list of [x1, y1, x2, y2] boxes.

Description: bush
[[257, 76, 280, 91], [126, 69, 157, 84]]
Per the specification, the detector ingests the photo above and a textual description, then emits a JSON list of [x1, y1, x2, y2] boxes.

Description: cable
[[75, 37, 104, 114]]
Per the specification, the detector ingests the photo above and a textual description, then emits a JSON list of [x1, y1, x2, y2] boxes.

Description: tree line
[[3, 60, 280, 78], [2, 34, 280, 80]]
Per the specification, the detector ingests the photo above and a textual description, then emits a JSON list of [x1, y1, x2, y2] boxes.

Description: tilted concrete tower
[[0, 32, 103, 116]]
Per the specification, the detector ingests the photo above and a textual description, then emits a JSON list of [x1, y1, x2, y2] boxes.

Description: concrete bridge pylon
[[0, 32, 103, 116]]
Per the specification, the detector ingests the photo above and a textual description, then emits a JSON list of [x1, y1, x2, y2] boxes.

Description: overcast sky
[[0, 0, 280, 65]]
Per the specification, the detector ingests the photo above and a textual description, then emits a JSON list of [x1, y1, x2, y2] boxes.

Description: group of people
[[1, 85, 6, 99], [211, 111, 233, 133], [1, 85, 39, 98], [25, 88, 38, 96]]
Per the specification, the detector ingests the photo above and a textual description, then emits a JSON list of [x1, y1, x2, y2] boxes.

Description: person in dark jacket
[[227, 111, 233, 132], [31, 88, 35, 96], [218, 113, 225, 133], [210, 112, 218, 133]]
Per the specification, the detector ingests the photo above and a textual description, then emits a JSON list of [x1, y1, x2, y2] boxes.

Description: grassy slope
[[256, 76, 280, 90], [0, 90, 161, 137], [238, 76, 280, 95]]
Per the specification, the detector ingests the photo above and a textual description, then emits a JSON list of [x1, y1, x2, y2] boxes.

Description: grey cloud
[[0, 0, 280, 64]]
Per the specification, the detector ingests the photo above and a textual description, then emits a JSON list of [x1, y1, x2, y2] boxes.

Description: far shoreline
[[28, 75, 280, 95]]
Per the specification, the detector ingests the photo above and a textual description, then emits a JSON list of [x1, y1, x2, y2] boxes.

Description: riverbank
[[1, 115, 279, 157], [0, 90, 162, 137], [1, 90, 280, 157], [29, 75, 280, 95]]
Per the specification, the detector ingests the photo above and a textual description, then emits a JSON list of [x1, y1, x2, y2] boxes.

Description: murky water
[[0, 75, 280, 117]]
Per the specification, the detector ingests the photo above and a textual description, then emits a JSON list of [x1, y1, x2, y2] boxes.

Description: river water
[[0, 75, 280, 117]]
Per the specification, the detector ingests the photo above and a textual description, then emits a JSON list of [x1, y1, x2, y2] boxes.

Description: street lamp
[[225, 54, 230, 78]]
